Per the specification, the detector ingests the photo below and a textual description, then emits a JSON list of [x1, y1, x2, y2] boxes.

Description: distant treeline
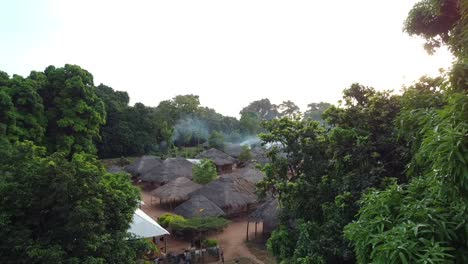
[[0, 65, 331, 158]]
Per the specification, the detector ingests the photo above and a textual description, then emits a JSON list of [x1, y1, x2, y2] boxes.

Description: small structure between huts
[[195, 148, 235, 174]]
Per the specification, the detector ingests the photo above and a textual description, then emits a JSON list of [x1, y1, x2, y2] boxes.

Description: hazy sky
[[1, 0, 453, 117]]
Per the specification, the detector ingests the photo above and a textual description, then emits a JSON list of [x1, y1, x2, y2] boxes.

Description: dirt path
[[138, 186, 264, 263], [208, 217, 264, 264]]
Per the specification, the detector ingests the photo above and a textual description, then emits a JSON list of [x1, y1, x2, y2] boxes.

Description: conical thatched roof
[[249, 198, 279, 228], [235, 166, 265, 184], [139, 157, 193, 183], [191, 175, 257, 211], [195, 148, 235, 166], [174, 195, 225, 218], [125, 156, 163, 176], [151, 177, 202, 202]]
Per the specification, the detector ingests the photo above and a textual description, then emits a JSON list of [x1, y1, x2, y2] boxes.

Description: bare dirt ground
[[138, 186, 266, 263]]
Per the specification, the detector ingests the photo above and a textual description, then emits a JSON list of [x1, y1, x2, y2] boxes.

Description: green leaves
[[192, 159, 218, 184]]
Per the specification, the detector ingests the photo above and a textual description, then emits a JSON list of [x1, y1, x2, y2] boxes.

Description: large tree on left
[[0, 140, 146, 263], [32, 64, 105, 156]]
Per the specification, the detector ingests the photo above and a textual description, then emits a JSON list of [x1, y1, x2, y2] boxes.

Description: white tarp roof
[[128, 208, 170, 238], [186, 158, 201, 165]]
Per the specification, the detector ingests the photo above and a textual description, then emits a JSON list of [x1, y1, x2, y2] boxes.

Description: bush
[[158, 213, 186, 227], [170, 216, 229, 232], [202, 239, 218, 248], [192, 159, 217, 184]]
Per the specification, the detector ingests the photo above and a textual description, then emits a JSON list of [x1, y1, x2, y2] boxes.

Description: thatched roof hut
[[174, 195, 225, 218], [151, 177, 202, 204], [191, 175, 257, 216], [249, 198, 279, 231], [195, 148, 235, 173], [139, 157, 193, 184], [125, 156, 163, 177], [235, 166, 265, 184]]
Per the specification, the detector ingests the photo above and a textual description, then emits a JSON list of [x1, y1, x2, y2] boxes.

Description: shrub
[[192, 159, 217, 184], [202, 239, 218, 248], [158, 213, 186, 227]]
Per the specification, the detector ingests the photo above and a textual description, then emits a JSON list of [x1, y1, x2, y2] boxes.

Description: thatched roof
[[125, 156, 163, 176], [139, 157, 193, 183], [174, 195, 225, 218], [108, 166, 125, 174], [191, 175, 257, 210], [224, 143, 242, 158], [234, 165, 265, 184], [151, 177, 202, 202], [251, 147, 271, 166], [249, 198, 279, 228], [195, 148, 235, 166]]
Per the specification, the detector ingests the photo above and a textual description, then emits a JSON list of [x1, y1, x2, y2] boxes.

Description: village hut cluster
[[112, 147, 277, 221], [110, 145, 280, 258]]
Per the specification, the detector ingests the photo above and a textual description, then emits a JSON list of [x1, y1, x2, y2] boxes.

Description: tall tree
[[303, 102, 332, 122], [240, 98, 279, 121], [35, 65, 106, 156], [0, 140, 147, 263], [278, 100, 301, 118]]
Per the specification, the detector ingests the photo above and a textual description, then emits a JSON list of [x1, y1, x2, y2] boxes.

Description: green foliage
[[303, 102, 331, 122], [346, 5, 468, 260], [159, 214, 229, 232], [159, 213, 186, 227], [38, 65, 106, 156], [240, 111, 262, 136], [278, 100, 301, 118], [240, 98, 279, 121], [239, 145, 253, 163], [208, 130, 225, 150], [260, 84, 407, 262], [192, 159, 218, 184], [0, 140, 143, 263], [404, 0, 461, 54], [202, 239, 219, 248], [345, 176, 467, 263]]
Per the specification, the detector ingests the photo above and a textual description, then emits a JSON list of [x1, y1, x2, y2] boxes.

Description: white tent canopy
[[128, 208, 169, 238]]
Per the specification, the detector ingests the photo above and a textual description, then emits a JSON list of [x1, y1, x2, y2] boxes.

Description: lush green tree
[[208, 130, 225, 150], [239, 111, 261, 135], [0, 140, 148, 263], [259, 84, 407, 263], [303, 102, 332, 122], [240, 98, 279, 121], [36, 65, 106, 156], [0, 72, 46, 143], [346, 2, 467, 263], [192, 159, 218, 184], [278, 100, 301, 118]]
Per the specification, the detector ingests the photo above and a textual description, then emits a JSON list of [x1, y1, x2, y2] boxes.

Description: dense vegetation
[[0, 65, 149, 263], [259, 0, 467, 263], [1, 0, 464, 263], [192, 159, 218, 184]]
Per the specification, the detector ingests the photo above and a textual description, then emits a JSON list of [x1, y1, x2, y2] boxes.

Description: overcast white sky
[[1, 0, 453, 117]]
